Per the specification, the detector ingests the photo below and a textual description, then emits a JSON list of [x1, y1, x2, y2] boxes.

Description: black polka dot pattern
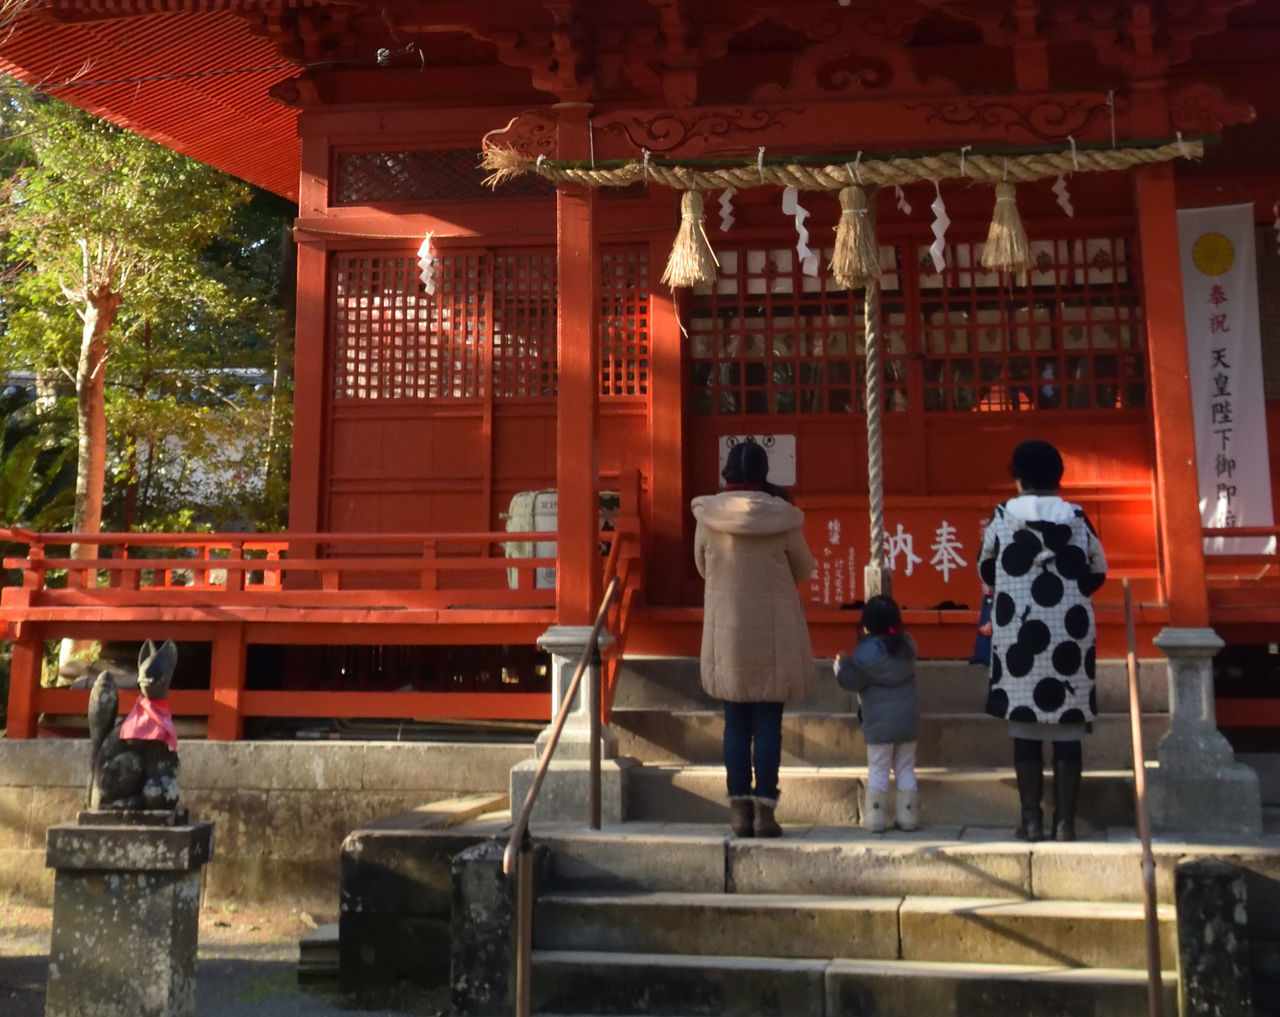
[[1006, 643, 1035, 678], [1032, 571, 1064, 608], [1052, 640, 1081, 676], [1033, 677, 1067, 711], [1018, 619, 1051, 655], [977, 498, 1107, 727], [1064, 605, 1090, 640], [1001, 530, 1043, 577], [986, 688, 1009, 717]]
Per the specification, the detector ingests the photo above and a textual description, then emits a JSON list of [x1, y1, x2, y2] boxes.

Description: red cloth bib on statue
[[120, 697, 178, 751]]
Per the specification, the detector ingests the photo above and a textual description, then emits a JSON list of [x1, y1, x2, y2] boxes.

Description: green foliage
[[0, 384, 75, 530], [0, 77, 295, 533]]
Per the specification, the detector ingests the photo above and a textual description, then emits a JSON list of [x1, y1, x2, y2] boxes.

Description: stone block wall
[[0, 739, 531, 913]]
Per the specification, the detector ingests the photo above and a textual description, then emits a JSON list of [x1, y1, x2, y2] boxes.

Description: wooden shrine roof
[[0, 6, 304, 198], [1, 1, 1280, 201]]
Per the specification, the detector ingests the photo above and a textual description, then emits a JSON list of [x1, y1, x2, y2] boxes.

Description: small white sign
[[719, 434, 796, 487]]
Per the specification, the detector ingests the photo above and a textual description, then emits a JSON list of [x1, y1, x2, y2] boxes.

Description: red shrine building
[[2, 0, 1280, 741]]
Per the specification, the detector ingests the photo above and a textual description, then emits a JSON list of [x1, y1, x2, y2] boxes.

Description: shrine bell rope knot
[[479, 139, 1200, 192]]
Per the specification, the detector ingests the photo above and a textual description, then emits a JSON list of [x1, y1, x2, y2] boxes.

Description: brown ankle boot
[[729, 797, 754, 837], [753, 799, 782, 838]]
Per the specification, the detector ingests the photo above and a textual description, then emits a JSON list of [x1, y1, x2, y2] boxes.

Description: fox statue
[[87, 639, 181, 811]]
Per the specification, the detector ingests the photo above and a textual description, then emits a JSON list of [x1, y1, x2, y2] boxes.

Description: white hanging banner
[[1177, 203, 1276, 554]]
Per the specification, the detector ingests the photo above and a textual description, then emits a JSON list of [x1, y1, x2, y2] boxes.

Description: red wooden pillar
[[1134, 163, 1210, 628], [6, 624, 44, 738], [648, 235, 687, 605], [289, 239, 328, 538], [554, 104, 601, 625], [207, 622, 247, 741], [289, 135, 329, 539]]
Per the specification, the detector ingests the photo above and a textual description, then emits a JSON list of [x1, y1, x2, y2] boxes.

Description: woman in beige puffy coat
[[692, 441, 816, 839]]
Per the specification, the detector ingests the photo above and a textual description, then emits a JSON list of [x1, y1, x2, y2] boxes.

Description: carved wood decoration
[[904, 94, 1121, 143], [480, 109, 560, 158], [1168, 82, 1257, 135], [595, 107, 802, 156], [751, 7, 958, 101]]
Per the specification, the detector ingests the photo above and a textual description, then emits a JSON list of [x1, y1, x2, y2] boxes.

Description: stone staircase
[[609, 656, 1169, 830], [331, 656, 1280, 1016], [526, 824, 1185, 1016]]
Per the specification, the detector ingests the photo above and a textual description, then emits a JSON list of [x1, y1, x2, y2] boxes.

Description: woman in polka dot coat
[[978, 440, 1107, 842]]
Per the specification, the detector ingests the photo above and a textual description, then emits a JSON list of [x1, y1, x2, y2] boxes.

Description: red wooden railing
[[599, 472, 645, 725], [0, 473, 648, 739], [0, 528, 561, 608]]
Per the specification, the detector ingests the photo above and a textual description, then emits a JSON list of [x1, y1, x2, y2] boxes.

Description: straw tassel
[[829, 184, 881, 290], [661, 190, 718, 288], [981, 181, 1031, 284]]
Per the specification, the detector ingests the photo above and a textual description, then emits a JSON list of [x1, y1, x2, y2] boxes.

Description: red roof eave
[[0, 8, 302, 199]]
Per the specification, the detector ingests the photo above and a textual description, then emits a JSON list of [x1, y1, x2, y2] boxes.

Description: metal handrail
[[503, 574, 621, 1017], [1123, 578, 1163, 1017]]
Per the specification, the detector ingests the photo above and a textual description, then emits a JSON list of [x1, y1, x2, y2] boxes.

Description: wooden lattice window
[[333, 245, 653, 403], [601, 248, 650, 397], [688, 244, 908, 415], [920, 236, 1144, 412], [333, 149, 553, 204], [332, 252, 486, 400], [492, 250, 557, 398]]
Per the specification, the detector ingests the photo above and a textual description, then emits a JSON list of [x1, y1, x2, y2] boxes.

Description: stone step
[[614, 657, 1169, 714], [534, 891, 1177, 970], [626, 765, 1136, 829], [613, 711, 1168, 768], [538, 826, 1200, 903], [297, 923, 340, 985], [530, 950, 1178, 1017]]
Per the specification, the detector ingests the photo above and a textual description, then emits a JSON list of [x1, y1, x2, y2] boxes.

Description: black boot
[[1052, 758, 1082, 842], [1013, 761, 1044, 841]]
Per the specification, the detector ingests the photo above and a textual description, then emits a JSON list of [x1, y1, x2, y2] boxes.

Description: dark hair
[[1009, 439, 1064, 492], [722, 441, 791, 501], [860, 594, 907, 657]]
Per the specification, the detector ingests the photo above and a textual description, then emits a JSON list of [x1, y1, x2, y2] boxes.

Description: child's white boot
[[895, 790, 920, 832], [863, 787, 889, 832]]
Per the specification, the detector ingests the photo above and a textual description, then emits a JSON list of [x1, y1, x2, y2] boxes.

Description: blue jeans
[[722, 700, 784, 803]]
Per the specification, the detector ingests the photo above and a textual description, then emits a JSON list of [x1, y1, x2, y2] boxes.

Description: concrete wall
[[0, 739, 532, 914]]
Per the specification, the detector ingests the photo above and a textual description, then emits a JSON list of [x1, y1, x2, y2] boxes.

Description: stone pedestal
[[450, 838, 547, 1016], [533, 625, 616, 760], [1147, 627, 1262, 840], [509, 757, 640, 826], [45, 810, 214, 1017], [1175, 858, 1252, 1017], [511, 626, 634, 824]]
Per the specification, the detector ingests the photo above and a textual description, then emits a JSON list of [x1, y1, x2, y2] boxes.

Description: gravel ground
[[0, 902, 449, 1016]]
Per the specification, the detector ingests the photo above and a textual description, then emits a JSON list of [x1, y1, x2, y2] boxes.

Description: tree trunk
[[69, 286, 119, 562], [62, 286, 119, 675]]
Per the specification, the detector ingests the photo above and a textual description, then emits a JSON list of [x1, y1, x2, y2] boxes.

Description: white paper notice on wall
[[719, 435, 797, 488]]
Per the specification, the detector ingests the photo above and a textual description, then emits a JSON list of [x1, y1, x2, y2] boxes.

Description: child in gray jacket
[[834, 595, 921, 832]]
